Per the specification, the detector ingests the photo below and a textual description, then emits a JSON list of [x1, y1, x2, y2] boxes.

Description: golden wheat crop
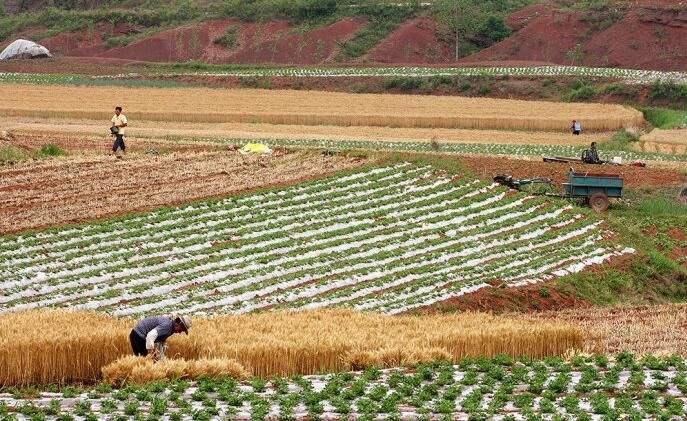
[[0, 84, 643, 131], [5, 116, 612, 146], [0, 309, 582, 386], [102, 356, 249, 385]]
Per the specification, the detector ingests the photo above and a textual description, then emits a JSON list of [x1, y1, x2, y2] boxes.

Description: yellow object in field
[[240, 143, 272, 155]]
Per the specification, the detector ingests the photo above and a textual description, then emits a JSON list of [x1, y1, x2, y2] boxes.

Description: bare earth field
[[0, 84, 644, 131], [0, 146, 366, 234]]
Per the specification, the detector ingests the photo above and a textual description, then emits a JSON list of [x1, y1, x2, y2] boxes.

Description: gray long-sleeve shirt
[[134, 316, 175, 350]]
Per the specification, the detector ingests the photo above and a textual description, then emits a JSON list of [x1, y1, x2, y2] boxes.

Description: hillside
[[2, 0, 687, 70]]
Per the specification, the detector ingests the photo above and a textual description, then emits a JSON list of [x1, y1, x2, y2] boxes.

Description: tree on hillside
[[433, 0, 483, 60]]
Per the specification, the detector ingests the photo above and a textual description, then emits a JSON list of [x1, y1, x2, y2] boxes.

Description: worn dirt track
[[0, 147, 366, 234]]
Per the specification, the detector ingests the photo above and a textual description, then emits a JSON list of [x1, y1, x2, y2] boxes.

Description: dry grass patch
[[0, 309, 582, 386]]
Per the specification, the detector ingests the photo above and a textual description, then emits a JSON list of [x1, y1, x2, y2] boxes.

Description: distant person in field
[[130, 315, 191, 360], [582, 141, 603, 164], [571, 119, 582, 135], [111, 106, 128, 158]]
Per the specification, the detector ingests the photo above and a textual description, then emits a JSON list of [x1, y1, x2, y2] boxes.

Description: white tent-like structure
[[0, 39, 52, 60]]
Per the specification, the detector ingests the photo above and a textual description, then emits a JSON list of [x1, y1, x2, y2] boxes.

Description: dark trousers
[[129, 329, 148, 356], [112, 134, 125, 152]]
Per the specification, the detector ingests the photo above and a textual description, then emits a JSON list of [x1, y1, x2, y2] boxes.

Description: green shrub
[[0, 146, 31, 165], [220, 0, 337, 23], [642, 107, 687, 129], [214, 24, 239, 48], [565, 80, 598, 101], [38, 144, 66, 157], [649, 81, 687, 102], [383, 77, 423, 91], [601, 83, 639, 98], [475, 15, 511, 47]]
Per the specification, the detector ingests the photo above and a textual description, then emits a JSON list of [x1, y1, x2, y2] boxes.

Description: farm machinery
[[494, 169, 624, 212]]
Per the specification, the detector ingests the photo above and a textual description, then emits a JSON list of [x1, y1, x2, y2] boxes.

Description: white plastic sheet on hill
[[0, 39, 52, 60]]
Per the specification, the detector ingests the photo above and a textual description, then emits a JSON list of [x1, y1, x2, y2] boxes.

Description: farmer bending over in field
[[130, 315, 191, 361], [570, 119, 582, 135], [111, 106, 128, 158]]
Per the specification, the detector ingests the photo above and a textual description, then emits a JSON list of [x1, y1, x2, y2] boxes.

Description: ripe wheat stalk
[[0, 309, 583, 386]]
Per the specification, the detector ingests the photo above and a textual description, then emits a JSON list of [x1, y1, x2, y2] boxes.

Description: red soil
[[38, 18, 365, 64], [364, 17, 452, 64], [413, 281, 590, 314], [463, 4, 687, 71], [99, 19, 235, 63], [458, 155, 685, 188]]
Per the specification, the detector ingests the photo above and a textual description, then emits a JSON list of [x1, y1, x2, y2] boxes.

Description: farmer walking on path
[[111, 106, 128, 158], [130, 315, 191, 361]]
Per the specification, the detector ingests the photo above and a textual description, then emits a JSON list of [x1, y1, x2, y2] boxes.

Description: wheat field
[[0, 84, 643, 131], [5, 116, 613, 145], [0, 310, 582, 386]]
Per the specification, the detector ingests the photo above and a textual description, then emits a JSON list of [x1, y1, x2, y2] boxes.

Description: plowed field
[[0, 148, 365, 234]]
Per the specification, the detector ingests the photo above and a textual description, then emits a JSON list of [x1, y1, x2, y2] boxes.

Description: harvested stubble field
[[4, 116, 611, 146], [638, 129, 687, 155], [0, 147, 365, 234], [0, 310, 582, 386], [532, 303, 687, 357], [0, 84, 644, 131]]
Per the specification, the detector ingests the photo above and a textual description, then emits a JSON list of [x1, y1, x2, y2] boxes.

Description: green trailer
[[562, 170, 623, 212], [494, 169, 624, 212]]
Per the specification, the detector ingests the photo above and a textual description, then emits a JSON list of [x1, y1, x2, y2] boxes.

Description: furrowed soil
[[0, 144, 367, 234]]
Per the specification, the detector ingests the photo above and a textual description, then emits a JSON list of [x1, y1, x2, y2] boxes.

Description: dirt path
[[0, 148, 366, 234]]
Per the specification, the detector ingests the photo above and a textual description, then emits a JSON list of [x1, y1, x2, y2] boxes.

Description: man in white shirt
[[111, 106, 128, 158], [571, 119, 582, 135]]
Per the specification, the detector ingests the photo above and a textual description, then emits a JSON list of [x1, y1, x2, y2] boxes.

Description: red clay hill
[[6, 1, 687, 70]]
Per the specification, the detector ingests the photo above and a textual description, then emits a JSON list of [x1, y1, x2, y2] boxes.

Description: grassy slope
[[556, 188, 687, 307]]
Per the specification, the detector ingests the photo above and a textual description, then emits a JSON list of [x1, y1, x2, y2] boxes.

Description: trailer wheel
[[589, 192, 610, 212]]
